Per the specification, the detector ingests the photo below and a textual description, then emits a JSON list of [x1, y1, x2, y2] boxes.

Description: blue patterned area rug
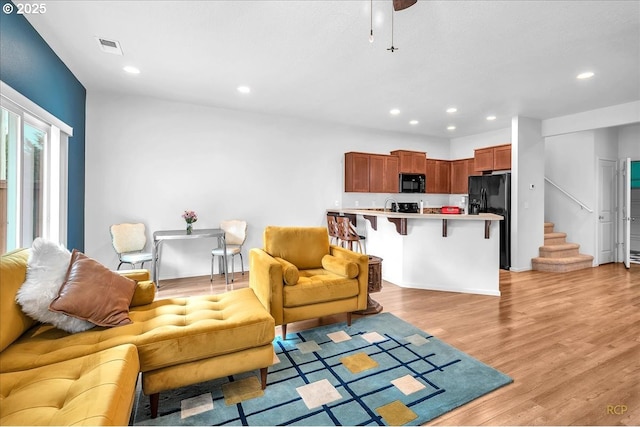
[[132, 313, 512, 426]]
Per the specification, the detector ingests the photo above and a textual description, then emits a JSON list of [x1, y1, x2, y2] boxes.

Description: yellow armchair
[[250, 226, 369, 339]]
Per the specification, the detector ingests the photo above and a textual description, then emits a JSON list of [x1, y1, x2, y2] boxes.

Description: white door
[[621, 158, 631, 268], [598, 159, 616, 265]]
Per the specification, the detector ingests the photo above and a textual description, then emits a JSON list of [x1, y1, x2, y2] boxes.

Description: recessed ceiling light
[[446, 107, 457, 113], [409, 120, 419, 125], [390, 108, 401, 115], [123, 66, 140, 74], [486, 115, 497, 121], [237, 85, 251, 94], [576, 71, 595, 79], [447, 125, 456, 131]]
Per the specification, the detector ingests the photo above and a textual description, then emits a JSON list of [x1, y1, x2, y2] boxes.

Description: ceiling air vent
[[95, 37, 123, 55]]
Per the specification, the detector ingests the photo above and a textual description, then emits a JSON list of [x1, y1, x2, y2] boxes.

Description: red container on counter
[[441, 206, 462, 214]]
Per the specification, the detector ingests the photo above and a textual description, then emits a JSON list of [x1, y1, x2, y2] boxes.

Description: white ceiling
[[25, 1, 640, 138]]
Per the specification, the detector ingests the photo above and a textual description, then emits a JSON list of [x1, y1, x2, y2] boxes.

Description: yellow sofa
[[250, 226, 369, 339], [0, 248, 275, 424]]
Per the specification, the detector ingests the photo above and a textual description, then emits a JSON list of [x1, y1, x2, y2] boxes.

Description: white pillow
[[16, 238, 95, 333]]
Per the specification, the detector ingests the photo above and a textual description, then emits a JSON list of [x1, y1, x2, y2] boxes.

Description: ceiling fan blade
[[393, 0, 417, 11]]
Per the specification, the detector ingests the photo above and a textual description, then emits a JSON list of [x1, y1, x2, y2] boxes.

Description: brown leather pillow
[[49, 249, 136, 327]]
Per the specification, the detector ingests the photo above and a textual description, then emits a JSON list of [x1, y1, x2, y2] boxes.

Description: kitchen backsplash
[[339, 192, 466, 209]]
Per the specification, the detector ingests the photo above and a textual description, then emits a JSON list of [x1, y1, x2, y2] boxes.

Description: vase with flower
[[182, 210, 198, 235]]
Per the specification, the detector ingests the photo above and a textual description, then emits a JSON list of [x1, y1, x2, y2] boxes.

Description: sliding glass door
[[1, 104, 62, 252]]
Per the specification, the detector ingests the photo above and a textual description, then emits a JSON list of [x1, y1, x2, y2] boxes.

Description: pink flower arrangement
[[182, 210, 198, 224]]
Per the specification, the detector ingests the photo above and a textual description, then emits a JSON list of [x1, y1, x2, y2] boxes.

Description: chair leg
[[231, 254, 235, 283], [260, 367, 268, 389], [240, 252, 245, 275], [150, 393, 159, 418], [281, 324, 287, 340], [210, 255, 214, 282], [347, 312, 352, 326], [117, 262, 123, 270]]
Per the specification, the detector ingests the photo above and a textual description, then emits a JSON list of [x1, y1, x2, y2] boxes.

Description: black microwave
[[399, 173, 426, 193]]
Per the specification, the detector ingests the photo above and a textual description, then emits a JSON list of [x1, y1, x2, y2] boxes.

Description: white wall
[[85, 92, 446, 279], [449, 128, 511, 160], [618, 124, 640, 160], [544, 130, 596, 258], [542, 101, 640, 137], [511, 116, 545, 272]]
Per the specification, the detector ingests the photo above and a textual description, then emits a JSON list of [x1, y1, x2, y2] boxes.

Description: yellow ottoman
[[0, 344, 139, 426]]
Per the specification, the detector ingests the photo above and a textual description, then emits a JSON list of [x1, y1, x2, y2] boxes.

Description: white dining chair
[[211, 220, 247, 282]]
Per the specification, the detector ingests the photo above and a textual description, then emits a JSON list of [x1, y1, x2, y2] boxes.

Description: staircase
[[532, 222, 594, 272]]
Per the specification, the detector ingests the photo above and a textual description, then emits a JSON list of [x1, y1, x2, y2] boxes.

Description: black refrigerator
[[468, 173, 511, 270]]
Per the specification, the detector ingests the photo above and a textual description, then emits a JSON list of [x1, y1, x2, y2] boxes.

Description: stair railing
[[544, 177, 594, 213]]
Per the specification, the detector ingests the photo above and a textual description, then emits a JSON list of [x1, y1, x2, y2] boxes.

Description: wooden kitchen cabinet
[[474, 144, 511, 172], [426, 159, 450, 194], [493, 144, 511, 170], [450, 159, 467, 194], [450, 158, 480, 194], [474, 147, 494, 172], [468, 158, 482, 177], [369, 154, 399, 193], [390, 150, 427, 174], [345, 152, 370, 192]]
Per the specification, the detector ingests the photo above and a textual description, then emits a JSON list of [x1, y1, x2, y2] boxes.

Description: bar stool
[[336, 216, 366, 253], [326, 214, 340, 245]]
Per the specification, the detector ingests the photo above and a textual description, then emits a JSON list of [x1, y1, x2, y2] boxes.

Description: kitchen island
[[330, 209, 504, 296]]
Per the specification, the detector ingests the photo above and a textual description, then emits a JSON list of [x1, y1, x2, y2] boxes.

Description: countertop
[[331, 208, 503, 221]]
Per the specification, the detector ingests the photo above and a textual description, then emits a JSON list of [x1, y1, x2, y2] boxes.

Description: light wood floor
[[156, 263, 640, 426]]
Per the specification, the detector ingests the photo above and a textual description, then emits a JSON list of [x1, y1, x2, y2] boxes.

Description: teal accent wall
[[0, 1, 86, 250], [632, 161, 640, 189]]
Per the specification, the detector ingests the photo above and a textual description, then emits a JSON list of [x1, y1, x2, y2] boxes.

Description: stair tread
[[532, 254, 594, 264], [539, 243, 580, 251], [544, 222, 554, 227], [544, 232, 567, 238]]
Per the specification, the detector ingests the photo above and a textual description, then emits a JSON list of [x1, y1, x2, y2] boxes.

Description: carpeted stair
[[532, 222, 594, 272]]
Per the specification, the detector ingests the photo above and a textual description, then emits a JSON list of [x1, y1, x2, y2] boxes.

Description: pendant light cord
[[369, 0, 374, 42]]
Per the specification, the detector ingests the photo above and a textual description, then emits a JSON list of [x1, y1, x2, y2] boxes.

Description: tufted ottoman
[[0, 344, 139, 425], [1, 286, 275, 418]]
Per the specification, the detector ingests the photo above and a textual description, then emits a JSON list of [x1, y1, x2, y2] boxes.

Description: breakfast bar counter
[[329, 209, 503, 296]]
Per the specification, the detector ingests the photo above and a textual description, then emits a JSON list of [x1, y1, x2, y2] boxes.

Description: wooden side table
[[354, 255, 383, 315]]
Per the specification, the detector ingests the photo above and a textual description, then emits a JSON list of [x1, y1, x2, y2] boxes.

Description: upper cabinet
[[345, 152, 398, 193], [473, 147, 494, 172], [449, 158, 481, 194], [492, 144, 512, 171], [369, 154, 399, 193], [426, 159, 450, 194], [345, 145, 507, 194], [390, 150, 427, 174], [344, 152, 370, 192], [474, 143, 511, 172]]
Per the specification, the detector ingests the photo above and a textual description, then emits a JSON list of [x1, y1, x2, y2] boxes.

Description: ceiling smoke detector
[[95, 37, 123, 55]]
